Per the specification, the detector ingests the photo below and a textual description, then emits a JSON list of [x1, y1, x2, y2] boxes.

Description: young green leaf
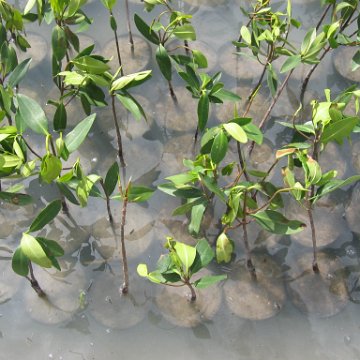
[[20, 233, 52, 268], [7, 58, 32, 88], [223, 122, 248, 143], [216, 232, 233, 263], [280, 54, 301, 73], [174, 241, 196, 274], [190, 238, 215, 274], [211, 130, 228, 164], [173, 24, 196, 41]]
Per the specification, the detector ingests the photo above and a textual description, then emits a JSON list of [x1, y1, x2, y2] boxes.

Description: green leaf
[[173, 24, 196, 41], [17, 94, 49, 135], [137, 263, 148, 277], [12, 247, 29, 276], [111, 70, 152, 92], [190, 238, 214, 274], [36, 237, 64, 257], [20, 233, 52, 268], [53, 103, 67, 131], [251, 210, 306, 235], [65, 113, 96, 153], [197, 93, 209, 132], [0, 191, 32, 206], [174, 241, 196, 274], [242, 123, 263, 145], [29, 199, 62, 232], [127, 185, 155, 202], [216, 232, 233, 263], [52, 25, 67, 61], [156, 44, 172, 81], [72, 56, 110, 74], [134, 14, 160, 45], [157, 183, 203, 198], [192, 49, 208, 68], [240, 25, 252, 44], [223, 122, 248, 143], [7, 58, 32, 88], [104, 162, 119, 196], [188, 201, 207, 235], [211, 130, 228, 164], [321, 116, 358, 145], [200, 175, 226, 203], [214, 89, 241, 102], [40, 154, 62, 184], [314, 175, 360, 202], [280, 54, 301, 73], [172, 197, 205, 216], [194, 274, 227, 288], [116, 93, 146, 121]]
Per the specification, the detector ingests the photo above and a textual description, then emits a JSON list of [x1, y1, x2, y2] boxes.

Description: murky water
[[1, 0, 360, 359]]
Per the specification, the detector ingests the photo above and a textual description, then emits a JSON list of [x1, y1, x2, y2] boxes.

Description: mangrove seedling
[[137, 238, 226, 301], [11, 199, 64, 296], [277, 88, 360, 271]]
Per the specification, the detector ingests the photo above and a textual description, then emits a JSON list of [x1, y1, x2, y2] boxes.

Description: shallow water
[[1, 0, 360, 359]]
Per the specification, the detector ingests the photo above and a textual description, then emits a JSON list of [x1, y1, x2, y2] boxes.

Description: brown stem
[[21, 136, 42, 159], [248, 69, 294, 156], [124, 0, 134, 49], [185, 281, 196, 302], [168, 80, 177, 102], [28, 262, 46, 297], [110, 10, 124, 76], [100, 179, 114, 224], [237, 142, 250, 181], [307, 203, 319, 273], [119, 180, 130, 294], [184, 40, 190, 56], [111, 94, 126, 167], [316, 3, 332, 31], [242, 192, 256, 276]]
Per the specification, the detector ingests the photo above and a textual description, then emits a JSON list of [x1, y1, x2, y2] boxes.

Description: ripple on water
[[89, 271, 148, 329], [24, 259, 86, 324], [286, 251, 349, 318], [223, 254, 286, 320]]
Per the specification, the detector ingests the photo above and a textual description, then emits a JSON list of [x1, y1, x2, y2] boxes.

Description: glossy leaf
[[40, 154, 62, 184], [20, 233, 52, 268], [17, 94, 49, 135], [321, 116, 358, 145], [137, 263, 148, 277], [174, 241, 196, 274], [223, 122, 247, 143], [173, 24, 196, 41], [53, 103, 67, 131], [216, 232, 233, 263], [7, 58, 32, 88], [211, 130, 228, 164], [134, 14, 160, 45], [189, 201, 207, 235], [65, 113, 96, 153], [72, 56, 110, 74], [52, 25, 67, 61], [12, 247, 29, 276], [198, 93, 209, 131], [0, 191, 32, 206], [194, 274, 227, 288], [156, 45, 172, 81], [104, 162, 119, 196], [251, 210, 306, 235], [190, 238, 214, 274], [192, 49, 208, 68], [280, 54, 301, 73], [29, 199, 62, 233], [116, 93, 146, 121], [36, 237, 64, 257]]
